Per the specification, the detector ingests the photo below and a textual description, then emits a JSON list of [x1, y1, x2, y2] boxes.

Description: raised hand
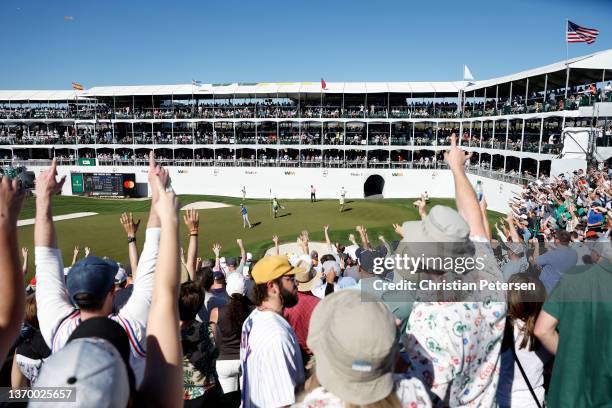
[[120, 212, 141, 236], [21, 247, 28, 259], [152, 173, 179, 222], [34, 158, 66, 200], [212, 243, 221, 257], [272, 235, 279, 245], [148, 151, 169, 203], [84, 246, 91, 257], [378, 235, 386, 242], [444, 133, 472, 171], [348, 233, 356, 243], [393, 223, 404, 238], [324, 225, 329, 233], [73, 245, 80, 257], [183, 209, 199, 234]]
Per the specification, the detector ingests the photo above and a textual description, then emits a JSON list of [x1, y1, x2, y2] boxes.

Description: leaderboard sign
[[71, 173, 136, 197]]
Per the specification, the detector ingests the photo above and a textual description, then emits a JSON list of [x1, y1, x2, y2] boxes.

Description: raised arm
[[21, 247, 28, 276], [444, 134, 487, 238], [34, 159, 65, 249], [118, 152, 164, 328], [183, 209, 199, 281], [356, 225, 371, 249], [212, 243, 221, 271], [0, 176, 26, 366], [413, 199, 428, 220], [272, 235, 280, 255], [324, 225, 333, 251], [34, 159, 74, 347], [140, 172, 183, 407], [237, 238, 246, 265], [479, 198, 492, 241], [120, 212, 141, 278], [506, 213, 522, 243], [71, 245, 79, 266]]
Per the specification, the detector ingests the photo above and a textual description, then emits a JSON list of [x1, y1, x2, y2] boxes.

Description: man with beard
[[240, 255, 306, 408]]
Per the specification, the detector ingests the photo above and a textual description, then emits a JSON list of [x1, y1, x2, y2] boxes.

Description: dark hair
[[320, 254, 335, 264], [74, 293, 107, 312], [504, 273, 547, 351], [178, 282, 204, 321], [253, 277, 282, 306], [228, 294, 251, 336], [199, 266, 214, 292], [25, 294, 39, 329], [554, 230, 571, 245]]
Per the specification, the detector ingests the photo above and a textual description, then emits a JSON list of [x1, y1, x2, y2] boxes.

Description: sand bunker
[[18, 212, 98, 227], [181, 201, 233, 210]]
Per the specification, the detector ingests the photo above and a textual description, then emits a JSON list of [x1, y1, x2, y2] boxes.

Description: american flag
[[567, 20, 599, 44]]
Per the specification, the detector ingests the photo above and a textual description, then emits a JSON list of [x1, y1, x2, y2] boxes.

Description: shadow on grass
[[278, 213, 292, 218]]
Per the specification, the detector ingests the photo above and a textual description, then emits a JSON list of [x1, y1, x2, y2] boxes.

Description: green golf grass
[[17, 195, 502, 281]]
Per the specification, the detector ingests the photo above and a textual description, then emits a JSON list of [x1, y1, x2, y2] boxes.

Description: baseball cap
[[32, 336, 130, 408], [226, 272, 246, 296], [251, 255, 307, 284], [307, 290, 399, 405], [227, 258, 238, 268], [356, 248, 385, 275], [66, 256, 118, 306], [213, 271, 225, 281]]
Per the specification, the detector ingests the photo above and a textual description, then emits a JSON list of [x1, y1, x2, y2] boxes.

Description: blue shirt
[[241, 207, 247, 215], [537, 246, 578, 294]]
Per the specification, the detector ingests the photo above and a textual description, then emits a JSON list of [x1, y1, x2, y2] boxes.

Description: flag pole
[[565, 18, 569, 63]]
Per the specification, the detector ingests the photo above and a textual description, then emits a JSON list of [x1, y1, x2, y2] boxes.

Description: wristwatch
[[127, 236, 136, 244]]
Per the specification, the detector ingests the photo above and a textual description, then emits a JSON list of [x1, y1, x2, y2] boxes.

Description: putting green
[[17, 195, 502, 281]]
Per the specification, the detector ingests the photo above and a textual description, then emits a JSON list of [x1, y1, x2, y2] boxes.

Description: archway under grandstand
[[364, 175, 385, 198]]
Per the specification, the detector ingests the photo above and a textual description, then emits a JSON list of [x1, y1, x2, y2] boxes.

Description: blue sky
[[1, 0, 610, 89]]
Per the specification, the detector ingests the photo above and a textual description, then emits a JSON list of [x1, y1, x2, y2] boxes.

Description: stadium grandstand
[[1, 49, 612, 211]]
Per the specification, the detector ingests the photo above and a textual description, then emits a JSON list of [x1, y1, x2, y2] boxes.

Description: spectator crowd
[[0, 134, 611, 407]]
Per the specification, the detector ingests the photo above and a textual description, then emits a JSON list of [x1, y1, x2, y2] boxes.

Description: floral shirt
[[181, 320, 218, 400], [293, 375, 432, 407], [404, 301, 506, 407], [404, 238, 506, 407]]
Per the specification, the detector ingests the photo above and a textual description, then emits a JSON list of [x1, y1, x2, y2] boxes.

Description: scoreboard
[[71, 173, 136, 197]]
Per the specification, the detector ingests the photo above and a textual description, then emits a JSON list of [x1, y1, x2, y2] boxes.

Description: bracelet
[[190, 229, 199, 235], [190, 233, 198, 237], [127, 236, 136, 244]]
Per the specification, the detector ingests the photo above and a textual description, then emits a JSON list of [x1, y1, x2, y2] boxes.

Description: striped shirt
[[35, 228, 161, 385], [240, 309, 304, 408]]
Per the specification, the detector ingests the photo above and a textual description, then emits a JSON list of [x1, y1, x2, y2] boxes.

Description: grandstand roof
[[465, 48, 612, 92], [0, 49, 610, 101], [0, 90, 83, 102]]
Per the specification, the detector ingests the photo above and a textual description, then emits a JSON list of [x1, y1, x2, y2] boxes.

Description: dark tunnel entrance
[[363, 175, 384, 198]]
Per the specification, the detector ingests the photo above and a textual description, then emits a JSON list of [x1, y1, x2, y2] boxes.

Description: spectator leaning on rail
[[34, 153, 164, 385], [394, 134, 506, 407], [240, 255, 306, 408], [535, 241, 612, 407]]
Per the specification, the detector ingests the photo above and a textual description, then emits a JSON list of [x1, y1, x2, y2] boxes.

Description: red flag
[[321, 78, 327, 89]]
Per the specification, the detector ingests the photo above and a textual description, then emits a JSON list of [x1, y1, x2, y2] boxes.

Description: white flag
[[463, 65, 474, 81]]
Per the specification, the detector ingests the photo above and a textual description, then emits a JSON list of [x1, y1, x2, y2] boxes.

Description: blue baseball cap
[[66, 256, 118, 306]]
